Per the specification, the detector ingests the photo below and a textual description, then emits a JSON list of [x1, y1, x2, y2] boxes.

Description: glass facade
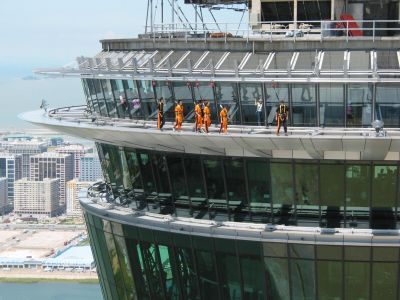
[[96, 142, 400, 229], [83, 79, 400, 128], [84, 211, 400, 300]]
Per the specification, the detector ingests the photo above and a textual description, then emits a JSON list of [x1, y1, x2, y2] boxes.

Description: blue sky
[[0, 0, 244, 77], [0, 0, 148, 75]]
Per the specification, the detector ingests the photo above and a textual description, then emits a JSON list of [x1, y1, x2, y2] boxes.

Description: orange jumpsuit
[[174, 104, 183, 130], [195, 104, 203, 132], [203, 105, 211, 133], [219, 107, 228, 134], [157, 102, 164, 129]]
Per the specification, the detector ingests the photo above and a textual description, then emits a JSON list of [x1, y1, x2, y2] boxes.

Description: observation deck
[[20, 106, 400, 161]]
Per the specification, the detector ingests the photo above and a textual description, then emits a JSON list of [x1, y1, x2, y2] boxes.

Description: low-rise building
[[14, 178, 60, 217], [66, 179, 93, 217]]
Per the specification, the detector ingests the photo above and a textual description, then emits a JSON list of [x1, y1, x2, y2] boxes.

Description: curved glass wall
[[84, 211, 400, 300], [96, 143, 400, 229], [83, 78, 400, 128]]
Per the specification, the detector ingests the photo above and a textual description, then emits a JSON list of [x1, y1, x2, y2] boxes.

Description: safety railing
[[145, 20, 400, 42], [45, 105, 399, 137]]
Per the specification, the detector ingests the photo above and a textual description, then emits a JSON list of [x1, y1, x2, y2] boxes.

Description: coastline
[[0, 269, 99, 284]]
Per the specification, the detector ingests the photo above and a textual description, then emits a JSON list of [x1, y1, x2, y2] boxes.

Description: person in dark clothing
[[157, 97, 165, 130], [276, 100, 289, 135]]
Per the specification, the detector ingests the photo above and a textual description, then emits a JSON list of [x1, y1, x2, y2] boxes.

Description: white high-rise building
[[29, 152, 73, 208], [0, 141, 48, 178], [55, 144, 89, 179], [0, 178, 7, 214], [14, 178, 60, 217], [79, 154, 103, 182], [66, 179, 93, 217], [0, 153, 22, 206]]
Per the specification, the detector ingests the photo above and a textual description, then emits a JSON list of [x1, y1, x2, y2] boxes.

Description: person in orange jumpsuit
[[203, 101, 211, 133], [173, 100, 183, 131], [157, 97, 165, 130], [194, 100, 203, 132], [219, 105, 228, 134], [276, 100, 289, 135]]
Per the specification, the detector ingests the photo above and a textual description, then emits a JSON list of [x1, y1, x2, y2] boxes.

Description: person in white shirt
[[255, 99, 263, 126]]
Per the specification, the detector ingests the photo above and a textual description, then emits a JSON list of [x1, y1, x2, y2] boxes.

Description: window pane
[[240, 83, 264, 125], [175, 246, 199, 299], [94, 79, 108, 116], [265, 257, 290, 300], [247, 159, 271, 222], [265, 83, 289, 126], [193, 82, 217, 122], [195, 250, 219, 299], [376, 84, 400, 127], [346, 164, 370, 228], [271, 162, 294, 225], [158, 245, 180, 300], [295, 163, 319, 226], [292, 84, 316, 126], [224, 158, 246, 218], [217, 246, 242, 300], [345, 246, 371, 261], [111, 79, 128, 118], [371, 165, 397, 229], [347, 83, 373, 127], [320, 163, 344, 228], [124, 80, 142, 118], [215, 82, 241, 124], [319, 83, 344, 127], [344, 262, 370, 300], [372, 262, 398, 300], [138, 80, 156, 119], [316, 245, 342, 260], [174, 82, 193, 122], [166, 156, 189, 210], [290, 259, 316, 300], [124, 149, 143, 191], [289, 244, 314, 259], [241, 256, 265, 299], [203, 159, 227, 213], [101, 79, 118, 118], [317, 261, 343, 300], [373, 247, 399, 262]]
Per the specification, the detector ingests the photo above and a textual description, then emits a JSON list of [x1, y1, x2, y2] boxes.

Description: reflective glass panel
[[292, 84, 316, 126], [346, 164, 370, 228], [372, 262, 398, 300], [344, 262, 370, 300], [320, 163, 344, 228], [290, 259, 316, 300], [154, 81, 174, 121], [158, 245, 180, 300], [224, 158, 246, 217], [215, 83, 241, 125], [174, 82, 193, 122], [184, 157, 206, 215], [271, 162, 294, 225], [240, 256, 265, 299], [265, 83, 289, 126], [347, 83, 373, 127], [319, 83, 344, 127], [371, 165, 397, 229], [93, 79, 108, 116], [124, 80, 142, 118], [166, 156, 189, 209], [376, 84, 400, 127], [239, 83, 264, 125], [193, 83, 217, 123], [101, 79, 118, 118], [317, 261, 343, 300], [247, 159, 271, 222], [111, 79, 129, 118], [195, 250, 219, 299], [175, 246, 200, 300], [295, 163, 319, 226], [203, 159, 227, 214], [138, 80, 156, 119], [265, 257, 290, 300]]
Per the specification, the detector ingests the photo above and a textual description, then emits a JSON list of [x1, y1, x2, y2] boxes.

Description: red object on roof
[[340, 14, 363, 36]]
